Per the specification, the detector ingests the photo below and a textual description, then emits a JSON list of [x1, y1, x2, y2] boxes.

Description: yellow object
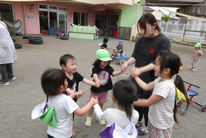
[[176, 88, 186, 101]]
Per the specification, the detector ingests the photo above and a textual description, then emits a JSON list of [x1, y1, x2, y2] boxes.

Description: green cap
[[96, 49, 112, 61], [40, 106, 57, 127], [195, 43, 201, 48]]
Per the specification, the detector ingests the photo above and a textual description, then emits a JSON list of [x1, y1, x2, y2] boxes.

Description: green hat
[[96, 49, 112, 61], [31, 101, 57, 127], [195, 43, 201, 48]]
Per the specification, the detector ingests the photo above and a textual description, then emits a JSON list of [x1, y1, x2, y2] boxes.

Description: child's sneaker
[[135, 121, 143, 129], [85, 117, 92, 127], [138, 126, 149, 136], [99, 119, 106, 126]]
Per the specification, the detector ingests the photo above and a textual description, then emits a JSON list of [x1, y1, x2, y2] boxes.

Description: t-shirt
[[94, 104, 139, 128], [47, 94, 79, 138], [66, 72, 83, 92], [116, 45, 123, 53], [131, 33, 171, 97], [149, 77, 175, 129], [91, 65, 114, 93]]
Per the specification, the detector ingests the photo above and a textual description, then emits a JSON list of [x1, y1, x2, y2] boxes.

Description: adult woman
[[0, 20, 17, 86], [121, 13, 171, 135]]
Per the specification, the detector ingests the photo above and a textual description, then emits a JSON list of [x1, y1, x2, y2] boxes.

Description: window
[[0, 3, 14, 22], [39, 4, 47, 9], [73, 12, 88, 26]]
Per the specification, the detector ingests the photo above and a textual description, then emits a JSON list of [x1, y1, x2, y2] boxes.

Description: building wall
[[5, 1, 96, 34]]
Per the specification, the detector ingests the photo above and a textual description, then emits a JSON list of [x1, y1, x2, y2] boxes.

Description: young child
[[85, 49, 123, 127], [99, 37, 109, 49], [116, 40, 124, 57], [132, 51, 188, 138], [59, 54, 100, 102], [59, 54, 100, 136], [94, 80, 139, 133], [191, 43, 203, 71], [41, 68, 98, 138]]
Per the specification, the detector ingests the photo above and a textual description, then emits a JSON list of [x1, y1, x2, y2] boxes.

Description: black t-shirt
[[66, 72, 84, 92], [116, 45, 123, 53], [132, 33, 171, 97], [91, 65, 114, 93]]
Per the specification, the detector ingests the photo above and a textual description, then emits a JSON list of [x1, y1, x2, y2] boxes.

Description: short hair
[[59, 54, 76, 66], [41, 68, 66, 96]]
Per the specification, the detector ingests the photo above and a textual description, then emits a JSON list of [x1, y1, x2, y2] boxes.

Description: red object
[[149, 48, 154, 54], [113, 30, 117, 38]]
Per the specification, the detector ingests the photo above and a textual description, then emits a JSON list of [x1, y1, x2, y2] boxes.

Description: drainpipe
[[23, 2, 27, 34]]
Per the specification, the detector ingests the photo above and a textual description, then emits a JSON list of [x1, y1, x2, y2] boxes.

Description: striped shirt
[[149, 77, 175, 129]]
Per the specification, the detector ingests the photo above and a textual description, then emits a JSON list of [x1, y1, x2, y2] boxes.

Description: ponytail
[[174, 75, 189, 124]]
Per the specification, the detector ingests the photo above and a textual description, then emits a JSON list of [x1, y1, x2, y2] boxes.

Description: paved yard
[[0, 36, 206, 138]]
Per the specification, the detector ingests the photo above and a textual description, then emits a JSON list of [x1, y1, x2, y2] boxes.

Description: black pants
[[0, 63, 14, 82]]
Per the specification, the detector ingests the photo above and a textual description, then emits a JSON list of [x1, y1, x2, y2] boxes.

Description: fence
[[159, 21, 206, 45]]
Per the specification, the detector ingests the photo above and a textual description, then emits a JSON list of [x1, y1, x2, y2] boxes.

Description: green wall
[[118, 5, 144, 27]]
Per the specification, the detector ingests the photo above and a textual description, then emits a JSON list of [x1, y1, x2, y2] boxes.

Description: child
[[59, 54, 100, 136], [191, 43, 203, 71], [41, 68, 98, 138], [132, 51, 188, 138], [59, 54, 100, 102], [116, 40, 124, 57], [99, 37, 109, 49], [85, 49, 123, 127], [94, 80, 139, 134]]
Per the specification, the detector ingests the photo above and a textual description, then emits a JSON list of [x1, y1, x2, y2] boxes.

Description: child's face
[[100, 61, 109, 68], [195, 47, 200, 50], [62, 59, 77, 74]]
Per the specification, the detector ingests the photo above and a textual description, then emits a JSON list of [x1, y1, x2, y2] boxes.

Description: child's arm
[[133, 76, 154, 91], [93, 74, 101, 87], [133, 94, 163, 107], [82, 78, 101, 88], [93, 104, 104, 120], [131, 64, 155, 78], [198, 50, 203, 56], [74, 97, 98, 116], [112, 69, 123, 76]]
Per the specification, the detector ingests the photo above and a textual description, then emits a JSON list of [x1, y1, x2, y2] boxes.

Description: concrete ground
[[0, 36, 206, 138]]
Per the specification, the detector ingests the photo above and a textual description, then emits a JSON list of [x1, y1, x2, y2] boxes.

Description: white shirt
[[149, 77, 175, 129], [47, 94, 79, 138], [94, 104, 139, 128]]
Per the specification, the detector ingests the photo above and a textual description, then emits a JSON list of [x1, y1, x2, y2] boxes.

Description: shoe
[[138, 126, 149, 136], [135, 121, 143, 129], [85, 117, 92, 127], [99, 119, 106, 126], [72, 130, 76, 136], [9, 77, 16, 81], [0, 81, 10, 86]]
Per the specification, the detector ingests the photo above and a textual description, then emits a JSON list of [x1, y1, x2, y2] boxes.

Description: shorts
[[88, 91, 108, 105], [148, 121, 173, 138]]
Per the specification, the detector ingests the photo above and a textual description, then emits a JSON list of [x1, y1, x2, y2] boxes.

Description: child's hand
[[66, 88, 73, 95], [90, 96, 99, 104], [131, 67, 142, 78], [75, 90, 85, 98], [121, 62, 128, 72]]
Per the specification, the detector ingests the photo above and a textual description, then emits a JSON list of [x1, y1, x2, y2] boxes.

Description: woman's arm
[[134, 76, 155, 91], [132, 63, 155, 77], [133, 94, 163, 107], [121, 57, 136, 72]]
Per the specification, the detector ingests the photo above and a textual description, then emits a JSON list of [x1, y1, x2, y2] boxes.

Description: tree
[[161, 16, 170, 22]]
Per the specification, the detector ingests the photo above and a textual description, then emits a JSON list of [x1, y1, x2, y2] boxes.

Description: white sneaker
[[0, 81, 10, 86], [85, 117, 92, 127], [9, 77, 16, 81], [99, 120, 106, 126]]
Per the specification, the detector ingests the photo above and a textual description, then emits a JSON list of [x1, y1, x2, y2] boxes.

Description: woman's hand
[[121, 62, 128, 72], [131, 67, 142, 78]]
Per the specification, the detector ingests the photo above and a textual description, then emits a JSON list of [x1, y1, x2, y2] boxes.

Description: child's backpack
[[99, 123, 138, 138]]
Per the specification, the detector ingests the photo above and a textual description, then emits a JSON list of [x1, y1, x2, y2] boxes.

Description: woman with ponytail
[[94, 80, 139, 130], [132, 51, 189, 138]]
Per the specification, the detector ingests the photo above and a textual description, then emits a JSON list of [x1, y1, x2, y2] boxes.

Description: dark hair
[[113, 80, 138, 120], [158, 51, 189, 124], [41, 68, 66, 96], [138, 13, 161, 33], [93, 59, 111, 67], [103, 37, 109, 43], [101, 43, 107, 49], [59, 54, 76, 66]]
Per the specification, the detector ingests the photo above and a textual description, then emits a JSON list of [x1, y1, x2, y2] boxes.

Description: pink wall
[[5, 1, 119, 34]]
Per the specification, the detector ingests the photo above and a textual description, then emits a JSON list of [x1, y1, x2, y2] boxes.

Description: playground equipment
[[177, 81, 206, 113]]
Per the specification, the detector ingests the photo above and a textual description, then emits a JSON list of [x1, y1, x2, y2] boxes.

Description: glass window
[[39, 4, 47, 9], [0, 3, 14, 22], [73, 12, 88, 26]]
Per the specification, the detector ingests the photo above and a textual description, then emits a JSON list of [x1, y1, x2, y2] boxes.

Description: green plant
[[161, 16, 170, 22]]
